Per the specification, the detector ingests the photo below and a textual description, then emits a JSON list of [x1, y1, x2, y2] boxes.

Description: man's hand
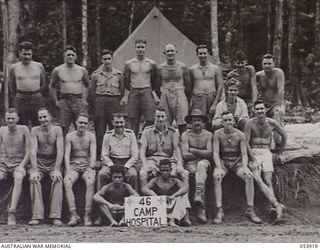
[[276, 153, 285, 164], [55, 101, 60, 107], [124, 167, 129, 177], [152, 91, 160, 105], [249, 158, 261, 172], [120, 96, 128, 106], [209, 104, 217, 117], [242, 167, 253, 177], [214, 168, 225, 181], [51, 170, 63, 183], [30, 170, 41, 183]]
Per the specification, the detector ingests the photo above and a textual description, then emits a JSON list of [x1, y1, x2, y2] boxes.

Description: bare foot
[[110, 220, 119, 227], [168, 219, 178, 227]]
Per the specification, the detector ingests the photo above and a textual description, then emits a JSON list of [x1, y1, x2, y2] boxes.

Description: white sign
[[125, 196, 167, 227]]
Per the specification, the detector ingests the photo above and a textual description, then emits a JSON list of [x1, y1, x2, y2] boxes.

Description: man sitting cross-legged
[[64, 113, 96, 226], [93, 164, 139, 227], [142, 159, 190, 227], [213, 111, 261, 224]]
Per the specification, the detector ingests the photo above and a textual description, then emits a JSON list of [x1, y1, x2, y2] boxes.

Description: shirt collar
[[111, 130, 128, 138], [152, 125, 169, 135]]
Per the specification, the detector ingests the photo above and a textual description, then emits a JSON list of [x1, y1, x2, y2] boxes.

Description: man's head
[[19, 41, 33, 65], [221, 111, 234, 130], [196, 45, 209, 64], [154, 107, 167, 128], [110, 164, 125, 185], [112, 112, 127, 134], [76, 113, 89, 132], [262, 54, 275, 73], [159, 159, 172, 180], [101, 49, 113, 66], [38, 107, 52, 127], [234, 50, 247, 69], [135, 38, 147, 57], [164, 44, 177, 61], [64, 45, 77, 65], [5, 108, 19, 128], [226, 80, 239, 99], [185, 109, 208, 130], [253, 100, 266, 118]]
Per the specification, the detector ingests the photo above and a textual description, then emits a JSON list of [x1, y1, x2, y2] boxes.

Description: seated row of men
[[0, 98, 287, 227]]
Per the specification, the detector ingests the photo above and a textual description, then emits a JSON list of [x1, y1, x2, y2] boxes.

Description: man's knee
[[197, 161, 209, 174], [13, 172, 25, 183], [98, 166, 110, 179], [84, 176, 96, 187], [63, 176, 75, 188], [127, 167, 138, 179]]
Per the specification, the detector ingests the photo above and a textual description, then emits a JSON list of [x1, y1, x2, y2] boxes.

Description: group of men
[[0, 38, 287, 227]]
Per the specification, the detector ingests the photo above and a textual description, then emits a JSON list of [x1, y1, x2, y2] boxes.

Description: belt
[[251, 144, 270, 149], [17, 89, 40, 95], [37, 153, 57, 160], [220, 151, 240, 158], [61, 93, 82, 100], [96, 93, 120, 98]]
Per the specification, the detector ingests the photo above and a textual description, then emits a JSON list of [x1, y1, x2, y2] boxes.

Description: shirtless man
[[9, 41, 46, 127], [189, 45, 224, 120], [181, 109, 212, 223], [157, 44, 190, 135], [244, 100, 287, 213], [213, 111, 261, 224], [29, 108, 64, 226], [0, 108, 30, 225], [50, 45, 90, 136], [142, 159, 190, 227], [227, 50, 257, 108], [256, 54, 285, 147], [123, 38, 158, 138], [64, 113, 96, 226]]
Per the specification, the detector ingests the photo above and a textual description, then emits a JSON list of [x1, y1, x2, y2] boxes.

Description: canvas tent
[[113, 7, 230, 71]]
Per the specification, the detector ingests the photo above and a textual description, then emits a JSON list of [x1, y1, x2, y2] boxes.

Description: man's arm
[[276, 69, 285, 104], [30, 128, 39, 172], [101, 134, 113, 166], [89, 72, 97, 103], [139, 130, 148, 167], [141, 178, 158, 196], [39, 63, 47, 95], [270, 119, 287, 154], [188, 68, 195, 100], [249, 65, 257, 103], [119, 72, 125, 99], [181, 132, 197, 161], [19, 126, 31, 169], [123, 62, 131, 91], [150, 62, 158, 92], [89, 133, 97, 169], [170, 178, 188, 198], [125, 183, 139, 196], [189, 133, 213, 159], [64, 134, 72, 171], [81, 68, 90, 101], [155, 67, 162, 98], [49, 68, 59, 104], [54, 127, 64, 171], [213, 131, 222, 169], [124, 132, 139, 170], [240, 133, 249, 169], [182, 65, 191, 99], [172, 131, 183, 167], [8, 65, 16, 97], [213, 67, 224, 106], [93, 186, 114, 207]]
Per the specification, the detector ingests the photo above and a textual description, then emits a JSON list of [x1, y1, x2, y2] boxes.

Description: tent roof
[[113, 7, 230, 72]]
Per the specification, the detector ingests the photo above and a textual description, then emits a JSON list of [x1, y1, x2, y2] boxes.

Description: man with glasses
[[50, 45, 90, 136], [90, 49, 124, 161]]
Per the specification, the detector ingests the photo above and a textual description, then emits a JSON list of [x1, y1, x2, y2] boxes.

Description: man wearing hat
[[181, 109, 212, 224]]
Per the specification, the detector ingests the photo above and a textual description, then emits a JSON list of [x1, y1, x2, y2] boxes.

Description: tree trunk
[[267, 0, 272, 53], [95, 0, 101, 64], [315, 1, 320, 63], [210, 0, 219, 64], [128, 0, 135, 35], [288, 0, 301, 105], [81, 0, 88, 67], [273, 0, 283, 67], [62, 0, 67, 49], [1, 0, 20, 110]]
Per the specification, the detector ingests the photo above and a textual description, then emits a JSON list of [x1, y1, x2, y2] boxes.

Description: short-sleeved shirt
[[99, 183, 132, 205], [91, 66, 122, 96], [101, 129, 138, 167], [140, 125, 178, 158], [213, 97, 249, 120]]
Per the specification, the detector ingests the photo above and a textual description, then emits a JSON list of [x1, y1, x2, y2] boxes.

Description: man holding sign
[[141, 159, 191, 227]]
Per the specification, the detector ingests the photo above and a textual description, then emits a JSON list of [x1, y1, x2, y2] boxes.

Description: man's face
[[135, 42, 146, 57], [154, 110, 167, 126], [262, 58, 274, 73], [191, 117, 204, 130], [101, 53, 112, 66], [112, 117, 125, 134], [164, 44, 177, 61], [76, 116, 88, 132], [234, 60, 247, 69], [254, 103, 266, 118], [197, 48, 208, 63], [5, 112, 19, 128], [38, 110, 52, 127], [112, 172, 124, 185], [20, 49, 32, 64], [159, 164, 171, 179], [222, 113, 234, 129], [64, 49, 77, 64], [227, 85, 239, 99]]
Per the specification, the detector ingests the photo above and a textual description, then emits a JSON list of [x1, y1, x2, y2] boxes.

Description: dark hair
[[101, 49, 113, 57], [253, 99, 265, 108], [159, 159, 172, 167], [226, 78, 239, 89], [64, 45, 77, 54], [196, 44, 208, 54], [6, 108, 18, 114], [135, 38, 147, 45], [38, 107, 51, 116], [77, 112, 89, 120], [221, 111, 232, 118], [155, 106, 166, 113], [110, 164, 125, 176], [262, 54, 274, 60], [234, 50, 247, 61], [113, 112, 127, 119], [18, 41, 33, 51]]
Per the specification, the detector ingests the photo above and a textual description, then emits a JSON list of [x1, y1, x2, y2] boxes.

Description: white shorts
[[251, 148, 274, 172]]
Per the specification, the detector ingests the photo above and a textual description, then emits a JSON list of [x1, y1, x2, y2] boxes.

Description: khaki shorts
[[220, 157, 242, 174], [65, 157, 96, 182], [0, 157, 26, 179], [251, 148, 274, 172], [185, 159, 210, 174]]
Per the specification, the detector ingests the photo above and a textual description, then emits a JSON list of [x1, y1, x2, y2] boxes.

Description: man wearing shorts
[[29, 108, 64, 226], [256, 54, 285, 147], [64, 113, 96, 226], [213, 111, 261, 224], [245, 100, 287, 217], [50, 45, 90, 136], [0, 108, 30, 225], [157, 44, 190, 135], [9, 41, 46, 127], [123, 38, 158, 138], [189, 45, 223, 120], [181, 109, 212, 223]]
